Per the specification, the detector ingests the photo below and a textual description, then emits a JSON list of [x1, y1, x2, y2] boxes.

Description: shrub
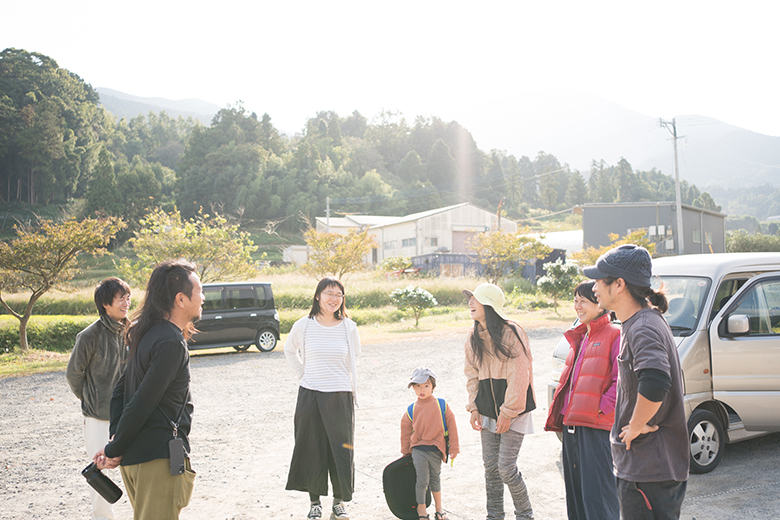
[[390, 286, 438, 327]]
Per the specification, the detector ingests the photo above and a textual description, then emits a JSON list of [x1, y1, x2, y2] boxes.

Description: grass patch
[[0, 349, 71, 378]]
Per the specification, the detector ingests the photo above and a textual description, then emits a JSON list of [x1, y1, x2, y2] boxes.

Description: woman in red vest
[[545, 280, 620, 520]]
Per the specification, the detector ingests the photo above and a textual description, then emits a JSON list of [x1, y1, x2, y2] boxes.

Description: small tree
[[302, 228, 377, 279], [378, 255, 412, 273], [117, 207, 260, 285], [468, 228, 552, 284], [570, 230, 656, 267], [390, 285, 438, 327], [0, 216, 124, 352], [537, 258, 582, 314]]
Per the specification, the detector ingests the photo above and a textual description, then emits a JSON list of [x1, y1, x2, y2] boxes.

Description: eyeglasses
[[322, 291, 344, 299]]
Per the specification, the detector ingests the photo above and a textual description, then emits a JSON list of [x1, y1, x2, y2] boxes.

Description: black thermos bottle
[[82, 462, 123, 504]]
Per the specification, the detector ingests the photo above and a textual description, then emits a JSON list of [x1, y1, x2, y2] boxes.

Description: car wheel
[[688, 408, 724, 474], [233, 345, 250, 352], [255, 329, 277, 352]]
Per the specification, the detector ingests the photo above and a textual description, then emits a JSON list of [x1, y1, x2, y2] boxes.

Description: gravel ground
[[1, 324, 779, 520]]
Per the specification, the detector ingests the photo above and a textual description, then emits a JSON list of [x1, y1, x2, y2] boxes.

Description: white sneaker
[[307, 503, 322, 519], [331, 501, 349, 520]]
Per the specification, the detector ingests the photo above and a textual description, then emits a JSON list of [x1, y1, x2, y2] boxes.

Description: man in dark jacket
[[67, 277, 130, 520], [94, 260, 204, 520]]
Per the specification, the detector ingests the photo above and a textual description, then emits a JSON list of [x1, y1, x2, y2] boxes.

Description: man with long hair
[[585, 245, 688, 520], [94, 260, 204, 520], [67, 277, 131, 520]]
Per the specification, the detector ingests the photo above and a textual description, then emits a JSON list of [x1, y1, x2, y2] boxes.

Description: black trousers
[[286, 387, 355, 502], [617, 477, 687, 520], [562, 425, 619, 520]]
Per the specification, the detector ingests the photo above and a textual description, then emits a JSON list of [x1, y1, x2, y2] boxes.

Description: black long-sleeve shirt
[[105, 321, 193, 466]]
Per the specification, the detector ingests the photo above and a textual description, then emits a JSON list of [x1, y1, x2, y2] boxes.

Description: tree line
[[1, 47, 723, 238]]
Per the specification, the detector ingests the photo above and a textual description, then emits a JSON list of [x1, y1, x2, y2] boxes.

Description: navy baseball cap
[[583, 244, 652, 287]]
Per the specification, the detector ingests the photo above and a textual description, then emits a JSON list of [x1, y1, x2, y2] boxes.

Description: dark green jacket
[[66, 315, 127, 420]]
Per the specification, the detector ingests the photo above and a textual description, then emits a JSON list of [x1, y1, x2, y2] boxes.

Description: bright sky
[[3, 0, 779, 149]]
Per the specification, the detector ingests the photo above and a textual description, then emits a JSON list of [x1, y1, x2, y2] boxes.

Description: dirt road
[[1, 325, 778, 519]]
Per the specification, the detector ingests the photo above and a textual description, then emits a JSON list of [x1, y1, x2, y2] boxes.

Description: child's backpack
[[406, 397, 450, 461]]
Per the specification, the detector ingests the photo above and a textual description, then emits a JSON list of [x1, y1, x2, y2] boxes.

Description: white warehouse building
[[284, 202, 518, 265]]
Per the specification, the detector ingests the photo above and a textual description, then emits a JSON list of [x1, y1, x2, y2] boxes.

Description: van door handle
[[215, 316, 222, 320]]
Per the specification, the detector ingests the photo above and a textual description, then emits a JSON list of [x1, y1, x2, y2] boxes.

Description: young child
[[401, 367, 460, 520]]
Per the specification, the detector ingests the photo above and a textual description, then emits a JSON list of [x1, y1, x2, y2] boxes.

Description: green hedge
[[0, 305, 462, 352], [277, 306, 460, 334], [0, 316, 96, 353], [275, 285, 467, 310], [0, 283, 471, 317]]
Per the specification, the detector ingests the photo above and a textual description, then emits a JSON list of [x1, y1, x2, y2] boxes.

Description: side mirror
[[726, 314, 750, 336]]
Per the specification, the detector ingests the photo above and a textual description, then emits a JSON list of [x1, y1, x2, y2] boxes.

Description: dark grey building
[[580, 202, 726, 255]]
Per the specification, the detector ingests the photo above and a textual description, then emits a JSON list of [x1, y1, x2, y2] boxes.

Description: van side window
[[732, 280, 780, 335], [710, 278, 748, 322], [226, 287, 255, 309], [255, 285, 268, 309], [202, 287, 223, 312]]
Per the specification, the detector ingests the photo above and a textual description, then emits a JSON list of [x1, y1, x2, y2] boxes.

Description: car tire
[[688, 408, 725, 474], [255, 329, 278, 352], [233, 344, 251, 352]]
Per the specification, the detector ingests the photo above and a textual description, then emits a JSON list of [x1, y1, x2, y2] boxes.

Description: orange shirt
[[400, 396, 460, 461]]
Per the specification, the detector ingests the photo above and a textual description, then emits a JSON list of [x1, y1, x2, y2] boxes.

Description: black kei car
[[189, 282, 280, 352]]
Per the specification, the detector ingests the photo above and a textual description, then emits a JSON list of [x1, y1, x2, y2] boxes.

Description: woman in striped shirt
[[284, 277, 361, 520]]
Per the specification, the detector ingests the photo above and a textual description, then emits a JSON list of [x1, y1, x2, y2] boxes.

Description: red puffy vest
[[544, 313, 620, 432]]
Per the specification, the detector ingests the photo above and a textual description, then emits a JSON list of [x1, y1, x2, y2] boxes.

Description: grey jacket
[[66, 315, 127, 420]]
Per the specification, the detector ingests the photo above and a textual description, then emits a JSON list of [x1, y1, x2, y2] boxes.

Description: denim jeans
[[480, 429, 533, 520]]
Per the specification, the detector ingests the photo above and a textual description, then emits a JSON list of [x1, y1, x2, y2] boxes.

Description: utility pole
[[660, 118, 684, 255], [326, 196, 330, 232]]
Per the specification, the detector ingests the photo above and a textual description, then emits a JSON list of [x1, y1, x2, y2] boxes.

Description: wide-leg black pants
[[286, 387, 355, 501]]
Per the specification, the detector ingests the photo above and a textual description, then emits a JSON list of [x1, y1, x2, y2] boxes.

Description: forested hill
[[3, 47, 776, 236]]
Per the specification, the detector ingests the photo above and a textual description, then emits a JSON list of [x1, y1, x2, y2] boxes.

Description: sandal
[[418, 516, 429, 520], [435, 512, 449, 520]]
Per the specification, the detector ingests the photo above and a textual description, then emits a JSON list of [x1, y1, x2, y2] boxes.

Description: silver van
[[548, 252, 780, 473]]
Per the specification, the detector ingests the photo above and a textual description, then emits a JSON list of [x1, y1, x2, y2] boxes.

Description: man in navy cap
[[584, 244, 688, 520]]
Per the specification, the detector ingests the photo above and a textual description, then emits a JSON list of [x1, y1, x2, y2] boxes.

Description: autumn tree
[[570, 230, 657, 267], [117, 207, 260, 286], [468, 228, 552, 285], [0, 216, 124, 352], [302, 228, 377, 279]]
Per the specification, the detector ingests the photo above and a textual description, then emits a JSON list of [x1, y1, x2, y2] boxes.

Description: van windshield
[[653, 276, 711, 336]]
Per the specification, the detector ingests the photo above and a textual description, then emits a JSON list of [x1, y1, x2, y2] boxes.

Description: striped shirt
[[300, 319, 352, 393]]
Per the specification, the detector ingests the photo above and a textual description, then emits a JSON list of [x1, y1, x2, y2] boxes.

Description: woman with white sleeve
[[284, 277, 360, 520]]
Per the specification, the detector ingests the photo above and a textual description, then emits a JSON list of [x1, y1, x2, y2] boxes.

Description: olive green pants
[[120, 457, 195, 520]]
